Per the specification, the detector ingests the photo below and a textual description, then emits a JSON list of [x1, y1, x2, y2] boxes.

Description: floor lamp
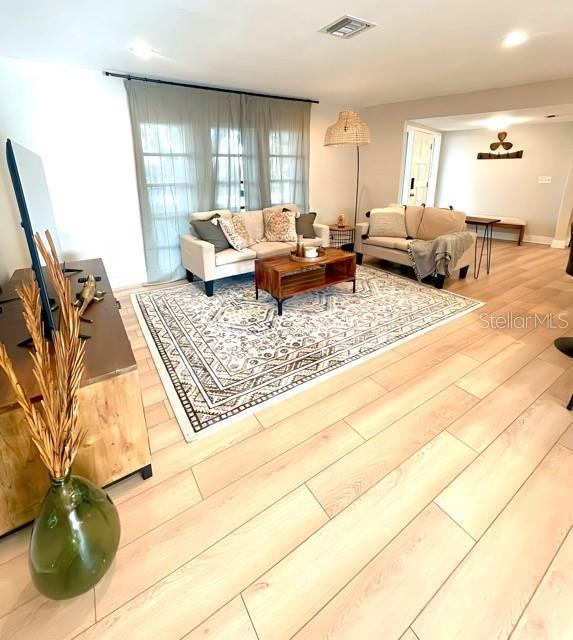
[[324, 110, 371, 226]]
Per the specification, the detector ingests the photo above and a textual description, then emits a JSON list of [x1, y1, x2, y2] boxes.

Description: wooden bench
[[469, 216, 526, 245]]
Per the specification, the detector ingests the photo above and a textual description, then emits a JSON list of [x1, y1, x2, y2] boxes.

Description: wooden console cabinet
[[0, 258, 152, 536]]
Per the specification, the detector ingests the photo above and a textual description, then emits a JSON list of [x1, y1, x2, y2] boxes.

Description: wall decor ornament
[[0, 232, 120, 600], [477, 131, 523, 159]]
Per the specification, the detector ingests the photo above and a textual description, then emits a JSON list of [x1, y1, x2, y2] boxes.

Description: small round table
[[329, 225, 355, 251]]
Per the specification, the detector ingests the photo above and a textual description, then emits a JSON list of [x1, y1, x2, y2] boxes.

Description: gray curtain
[[126, 80, 310, 282], [241, 95, 310, 211]]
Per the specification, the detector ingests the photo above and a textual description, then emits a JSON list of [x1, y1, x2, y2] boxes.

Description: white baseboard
[[524, 234, 553, 245], [551, 239, 568, 249], [490, 229, 552, 245]]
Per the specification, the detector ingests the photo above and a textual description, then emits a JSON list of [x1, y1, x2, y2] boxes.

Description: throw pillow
[[262, 203, 299, 215], [280, 203, 300, 216], [191, 217, 231, 253], [189, 209, 231, 223], [239, 210, 265, 243], [295, 212, 317, 238], [368, 207, 407, 238], [263, 207, 297, 242], [416, 207, 466, 241], [218, 215, 253, 251], [261, 204, 299, 220]]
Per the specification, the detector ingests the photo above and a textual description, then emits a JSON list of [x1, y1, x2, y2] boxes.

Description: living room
[[1, 2, 573, 639]]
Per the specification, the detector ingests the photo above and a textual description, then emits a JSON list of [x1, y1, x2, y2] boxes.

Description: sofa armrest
[[180, 234, 216, 281], [313, 223, 330, 247], [354, 222, 369, 253], [450, 231, 476, 273]]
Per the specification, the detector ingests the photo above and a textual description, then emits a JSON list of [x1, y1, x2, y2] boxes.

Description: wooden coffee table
[[255, 248, 356, 316]]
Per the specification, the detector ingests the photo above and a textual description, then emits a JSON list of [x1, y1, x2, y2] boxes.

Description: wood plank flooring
[[1, 240, 573, 639]]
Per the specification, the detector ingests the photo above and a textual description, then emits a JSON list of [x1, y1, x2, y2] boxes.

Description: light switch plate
[[538, 176, 552, 184]]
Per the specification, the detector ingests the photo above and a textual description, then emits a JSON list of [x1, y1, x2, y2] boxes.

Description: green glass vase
[[29, 474, 121, 600]]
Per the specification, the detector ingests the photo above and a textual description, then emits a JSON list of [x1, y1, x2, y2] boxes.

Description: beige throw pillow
[[416, 207, 466, 240], [283, 204, 300, 216], [240, 210, 265, 243], [404, 205, 425, 238], [263, 207, 298, 242], [218, 215, 253, 251], [368, 206, 407, 238]]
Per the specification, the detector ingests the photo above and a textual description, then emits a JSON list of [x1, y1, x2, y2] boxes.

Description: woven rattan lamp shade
[[324, 110, 371, 147]]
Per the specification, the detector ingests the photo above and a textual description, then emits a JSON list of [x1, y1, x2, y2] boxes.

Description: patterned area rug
[[134, 265, 482, 441]]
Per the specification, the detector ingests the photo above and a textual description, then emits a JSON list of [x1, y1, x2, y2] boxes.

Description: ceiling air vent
[[320, 15, 376, 39]]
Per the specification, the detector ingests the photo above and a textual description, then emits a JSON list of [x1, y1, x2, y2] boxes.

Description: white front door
[[402, 127, 441, 206]]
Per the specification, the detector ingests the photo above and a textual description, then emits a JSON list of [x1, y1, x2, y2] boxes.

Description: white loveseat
[[180, 207, 330, 295]]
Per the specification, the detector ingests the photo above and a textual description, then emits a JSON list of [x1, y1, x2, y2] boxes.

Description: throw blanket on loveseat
[[407, 231, 473, 280]]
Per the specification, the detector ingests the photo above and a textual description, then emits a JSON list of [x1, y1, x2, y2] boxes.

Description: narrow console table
[[0, 258, 152, 536], [465, 216, 501, 278]]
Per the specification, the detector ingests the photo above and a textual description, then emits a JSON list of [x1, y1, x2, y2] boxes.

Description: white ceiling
[[0, 0, 572, 106], [415, 104, 573, 131]]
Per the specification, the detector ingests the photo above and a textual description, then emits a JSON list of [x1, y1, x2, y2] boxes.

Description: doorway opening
[[400, 125, 441, 206]]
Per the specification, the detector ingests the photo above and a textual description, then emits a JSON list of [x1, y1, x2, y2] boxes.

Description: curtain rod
[[104, 71, 319, 104]]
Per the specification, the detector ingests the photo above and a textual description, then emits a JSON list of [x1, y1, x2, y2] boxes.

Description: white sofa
[[180, 208, 330, 295], [354, 205, 475, 288]]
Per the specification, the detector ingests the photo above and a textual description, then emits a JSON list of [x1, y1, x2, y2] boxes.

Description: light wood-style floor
[[2, 240, 573, 639]]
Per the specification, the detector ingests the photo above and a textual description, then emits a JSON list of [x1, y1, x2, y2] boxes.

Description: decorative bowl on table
[[289, 247, 326, 263]]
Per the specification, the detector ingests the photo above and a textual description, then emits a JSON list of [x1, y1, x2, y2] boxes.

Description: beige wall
[[360, 78, 573, 223], [435, 122, 573, 240], [309, 103, 357, 224]]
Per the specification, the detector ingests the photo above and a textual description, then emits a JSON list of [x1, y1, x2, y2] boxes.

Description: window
[[127, 80, 310, 281], [140, 123, 303, 217], [140, 123, 194, 221], [140, 122, 248, 216], [209, 126, 303, 210], [269, 130, 300, 206], [211, 127, 245, 211]]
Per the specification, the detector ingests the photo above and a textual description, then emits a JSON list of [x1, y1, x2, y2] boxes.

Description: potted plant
[[0, 232, 120, 599]]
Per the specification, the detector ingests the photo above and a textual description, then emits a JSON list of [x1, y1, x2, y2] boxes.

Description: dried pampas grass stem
[[0, 231, 85, 480]]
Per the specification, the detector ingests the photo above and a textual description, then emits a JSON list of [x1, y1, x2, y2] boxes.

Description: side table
[[465, 216, 501, 278], [329, 225, 355, 251]]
